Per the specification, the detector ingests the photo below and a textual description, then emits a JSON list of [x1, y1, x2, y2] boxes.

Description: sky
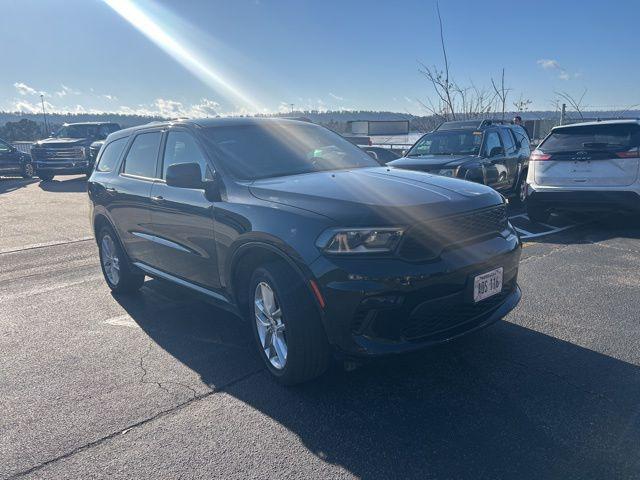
[[1, 0, 639, 117]]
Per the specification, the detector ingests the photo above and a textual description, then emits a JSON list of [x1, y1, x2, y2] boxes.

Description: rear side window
[[541, 124, 640, 152], [122, 132, 162, 178], [96, 137, 128, 173]]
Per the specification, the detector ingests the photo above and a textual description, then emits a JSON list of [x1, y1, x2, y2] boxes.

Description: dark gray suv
[[88, 118, 522, 384]]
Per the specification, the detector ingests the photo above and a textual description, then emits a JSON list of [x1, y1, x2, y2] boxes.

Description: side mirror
[[489, 146, 505, 158], [166, 162, 203, 189]]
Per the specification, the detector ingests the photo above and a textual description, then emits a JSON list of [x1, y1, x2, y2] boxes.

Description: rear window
[[540, 124, 640, 152]]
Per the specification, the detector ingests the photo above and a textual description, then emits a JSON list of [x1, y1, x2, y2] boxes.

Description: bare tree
[[555, 89, 587, 119], [491, 68, 511, 120], [513, 94, 532, 113]]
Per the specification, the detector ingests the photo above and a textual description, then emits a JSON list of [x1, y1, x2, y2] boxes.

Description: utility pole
[[40, 94, 49, 135], [289, 103, 294, 114], [560, 103, 566, 125]]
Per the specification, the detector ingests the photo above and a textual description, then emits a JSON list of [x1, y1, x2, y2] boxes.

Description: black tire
[[249, 263, 330, 385], [97, 226, 145, 294], [511, 170, 528, 206], [526, 203, 551, 224], [21, 162, 34, 179], [38, 172, 54, 182]]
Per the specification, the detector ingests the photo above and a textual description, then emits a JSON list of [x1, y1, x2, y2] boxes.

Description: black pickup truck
[[31, 122, 120, 181]]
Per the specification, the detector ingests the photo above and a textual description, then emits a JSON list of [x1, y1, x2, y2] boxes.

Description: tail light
[[530, 150, 551, 161], [615, 149, 640, 158]]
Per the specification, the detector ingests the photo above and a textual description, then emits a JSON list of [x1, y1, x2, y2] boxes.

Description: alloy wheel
[[100, 234, 120, 285], [254, 281, 287, 370], [24, 163, 34, 177]]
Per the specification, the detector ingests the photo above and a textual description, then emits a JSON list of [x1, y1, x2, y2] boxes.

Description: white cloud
[[537, 58, 575, 81], [10, 98, 55, 113], [102, 94, 117, 101], [55, 84, 82, 97], [537, 59, 561, 70], [13, 82, 50, 97], [329, 92, 344, 101]]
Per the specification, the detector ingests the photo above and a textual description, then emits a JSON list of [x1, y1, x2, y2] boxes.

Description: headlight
[[316, 227, 405, 254], [436, 168, 457, 177]]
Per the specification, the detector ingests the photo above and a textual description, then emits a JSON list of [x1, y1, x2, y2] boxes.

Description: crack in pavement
[[7, 367, 265, 479], [0, 237, 93, 255], [138, 340, 200, 399]]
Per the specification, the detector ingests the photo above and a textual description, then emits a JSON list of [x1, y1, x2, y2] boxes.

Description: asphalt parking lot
[[2, 175, 640, 479]]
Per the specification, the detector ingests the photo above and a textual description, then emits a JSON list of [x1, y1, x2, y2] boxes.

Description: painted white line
[[104, 315, 139, 328], [517, 224, 576, 239], [514, 227, 535, 237]]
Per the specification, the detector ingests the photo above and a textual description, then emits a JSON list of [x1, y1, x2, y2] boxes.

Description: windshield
[[53, 124, 118, 139], [202, 122, 379, 180], [540, 124, 640, 152], [407, 130, 483, 156]]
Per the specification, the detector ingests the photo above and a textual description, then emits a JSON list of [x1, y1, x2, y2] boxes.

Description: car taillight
[[530, 150, 551, 161], [615, 149, 640, 158]]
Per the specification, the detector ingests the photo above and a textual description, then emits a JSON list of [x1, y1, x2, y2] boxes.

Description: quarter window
[[122, 132, 162, 178], [96, 137, 128, 173], [162, 131, 211, 180]]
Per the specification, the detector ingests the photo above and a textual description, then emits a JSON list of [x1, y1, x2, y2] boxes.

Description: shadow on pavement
[[114, 280, 640, 479], [0, 176, 37, 194], [38, 176, 87, 193]]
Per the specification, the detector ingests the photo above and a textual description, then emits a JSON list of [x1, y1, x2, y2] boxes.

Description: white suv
[[526, 119, 640, 222]]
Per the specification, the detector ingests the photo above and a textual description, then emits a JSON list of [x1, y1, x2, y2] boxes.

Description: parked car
[[88, 118, 522, 384], [362, 146, 401, 165], [88, 140, 105, 165], [389, 120, 531, 204], [31, 122, 121, 181], [526, 119, 640, 222], [0, 137, 34, 178]]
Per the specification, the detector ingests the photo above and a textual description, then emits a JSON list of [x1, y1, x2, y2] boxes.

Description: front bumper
[[311, 232, 522, 356], [34, 160, 91, 174], [527, 188, 640, 212]]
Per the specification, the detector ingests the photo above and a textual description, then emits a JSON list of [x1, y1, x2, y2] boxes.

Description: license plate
[[473, 267, 503, 303]]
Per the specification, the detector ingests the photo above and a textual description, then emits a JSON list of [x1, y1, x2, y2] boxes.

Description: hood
[[388, 154, 476, 170], [34, 137, 89, 148], [249, 167, 503, 225]]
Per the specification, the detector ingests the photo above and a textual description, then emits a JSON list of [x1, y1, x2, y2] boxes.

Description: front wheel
[[21, 162, 34, 179], [249, 263, 330, 385], [98, 227, 145, 293]]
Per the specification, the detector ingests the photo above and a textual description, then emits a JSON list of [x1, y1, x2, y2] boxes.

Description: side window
[[512, 127, 531, 154], [499, 128, 515, 153], [96, 137, 128, 173], [162, 131, 212, 180], [122, 132, 162, 178], [483, 131, 502, 157]]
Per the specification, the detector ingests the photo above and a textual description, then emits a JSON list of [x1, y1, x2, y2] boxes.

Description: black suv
[[31, 122, 120, 181], [0, 137, 34, 178], [389, 120, 531, 203], [88, 118, 522, 384]]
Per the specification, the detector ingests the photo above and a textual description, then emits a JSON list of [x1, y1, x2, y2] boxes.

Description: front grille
[[31, 147, 85, 162], [401, 286, 512, 341], [399, 205, 508, 261]]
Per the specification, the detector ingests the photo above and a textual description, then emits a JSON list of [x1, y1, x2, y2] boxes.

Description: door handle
[[105, 187, 117, 193], [151, 195, 164, 202]]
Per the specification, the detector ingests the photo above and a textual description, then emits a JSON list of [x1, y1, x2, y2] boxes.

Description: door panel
[[0, 142, 20, 172], [148, 182, 219, 288], [146, 129, 220, 289]]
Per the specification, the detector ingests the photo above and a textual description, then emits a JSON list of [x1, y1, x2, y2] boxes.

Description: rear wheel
[[249, 263, 330, 385], [98, 226, 145, 293], [511, 170, 528, 206], [526, 203, 551, 224], [38, 172, 54, 182]]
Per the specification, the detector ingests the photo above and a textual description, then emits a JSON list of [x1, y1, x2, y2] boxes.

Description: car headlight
[[316, 227, 405, 254], [436, 168, 457, 177]]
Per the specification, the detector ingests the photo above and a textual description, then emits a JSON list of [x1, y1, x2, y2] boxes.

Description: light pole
[[40, 94, 49, 135]]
